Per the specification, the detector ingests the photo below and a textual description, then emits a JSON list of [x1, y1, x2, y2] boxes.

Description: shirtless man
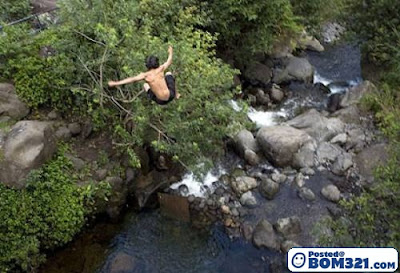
[[108, 46, 180, 105]]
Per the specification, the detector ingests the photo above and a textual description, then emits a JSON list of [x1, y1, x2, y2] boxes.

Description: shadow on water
[[98, 211, 277, 273]]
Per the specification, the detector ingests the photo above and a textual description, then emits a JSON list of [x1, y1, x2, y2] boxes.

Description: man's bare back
[[108, 46, 180, 104]]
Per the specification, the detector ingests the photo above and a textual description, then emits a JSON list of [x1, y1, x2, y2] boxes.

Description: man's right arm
[[160, 46, 173, 71], [108, 73, 146, 87]]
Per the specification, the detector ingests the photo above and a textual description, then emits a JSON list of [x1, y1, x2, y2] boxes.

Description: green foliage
[[290, 0, 345, 31], [0, 150, 109, 272], [345, 0, 400, 65], [0, 0, 31, 22], [202, 0, 300, 60]]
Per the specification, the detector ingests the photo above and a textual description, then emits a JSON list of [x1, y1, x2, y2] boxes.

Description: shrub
[[0, 0, 31, 22]]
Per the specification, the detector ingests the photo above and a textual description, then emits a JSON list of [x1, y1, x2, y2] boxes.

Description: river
[[40, 43, 362, 273]]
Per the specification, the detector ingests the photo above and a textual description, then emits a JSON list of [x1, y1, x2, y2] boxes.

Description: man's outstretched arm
[[108, 73, 146, 87], [160, 46, 173, 71]]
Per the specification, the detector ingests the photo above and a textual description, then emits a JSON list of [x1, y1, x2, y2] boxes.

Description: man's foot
[[175, 92, 181, 99], [143, 83, 150, 92]]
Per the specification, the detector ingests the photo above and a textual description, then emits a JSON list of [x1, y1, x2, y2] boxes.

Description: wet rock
[[0, 83, 29, 120], [297, 30, 324, 52], [256, 125, 313, 167], [234, 129, 259, 156], [270, 84, 285, 103], [231, 176, 258, 195], [321, 184, 341, 202], [260, 178, 280, 200], [68, 122, 82, 136], [221, 205, 231, 214], [273, 56, 314, 84], [0, 121, 56, 188], [256, 89, 271, 105], [244, 149, 260, 166], [355, 143, 388, 186], [316, 142, 343, 163], [55, 126, 72, 141], [340, 81, 377, 108], [178, 184, 189, 195], [231, 207, 239, 217], [300, 167, 315, 176], [95, 169, 108, 181], [331, 153, 353, 175], [281, 240, 301, 253], [275, 216, 302, 239], [295, 173, 305, 188], [109, 252, 137, 273], [330, 133, 347, 145], [252, 219, 280, 251], [286, 109, 345, 142], [271, 173, 287, 184], [327, 93, 344, 113], [242, 222, 254, 241], [243, 62, 272, 86], [240, 191, 257, 207], [298, 187, 316, 201]]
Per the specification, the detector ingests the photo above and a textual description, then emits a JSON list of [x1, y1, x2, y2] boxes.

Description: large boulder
[[243, 62, 272, 86], [0, 83, 29, 120], [340, 81, 377, 108], [0, 121, 56, 188], [253, 219, 280, 251], [355, 143, 388, 185], [273, 57, 314, 84], [296, 30, 324, 52], [293, 141, 317, 169], [257, 126, 313, 167], [234, 129, 259, 156], [286, 109, 345, 142]]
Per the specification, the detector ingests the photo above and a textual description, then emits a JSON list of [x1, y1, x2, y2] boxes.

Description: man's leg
[[165, 72, 180, 99]]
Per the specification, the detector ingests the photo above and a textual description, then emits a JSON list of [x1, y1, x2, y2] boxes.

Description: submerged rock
[[252, 219, 280, 251], [298, 187, 316, 201]]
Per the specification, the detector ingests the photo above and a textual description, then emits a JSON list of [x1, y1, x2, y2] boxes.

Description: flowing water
[[40, 43, 362, 273]]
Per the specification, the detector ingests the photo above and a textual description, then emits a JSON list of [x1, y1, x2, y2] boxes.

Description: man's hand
[[168, 45, 173, 55], [108, 81, 117, 87]]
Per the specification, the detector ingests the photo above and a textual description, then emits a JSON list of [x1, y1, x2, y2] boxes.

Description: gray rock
[[244, 62, 272, 85], [240, 191, 257, 207], [297, 30, 324, 52], [270, 84, 285, 103], [47, 110, 59, 120], [256, 89, 270, 105], [332, 153, 353, 175], [95, 169, 108, 181], [242, 222, 254, 241], [346, 128, 366, 151], [295, 173, 305, 188], [252, 219, 280, 251], [330, 133, 347, 145], [340, 81, 377, 108], [273, 56, 314, 84], [355, 143, 388, 185], [0, 83, 29, 120], [321, 184, 341, 202], [66, 155, 85, 171], [105, 176, 127, 218], [316, 142, 344, 163], [68, 122, 82, 136], [81, 121, 93, 139], [231, 176, 258, 195], [321, 22, 345, 43], [109, 252, 137, 273], [286, 109, 345, 142], [300, 167, 315, 176], [55, 126, 72, 141], [234, 129, 259, 156], [275, 216, 302, 238], [256, 125, 313, 167], [281, 240, 301, 253], [298, 187, 316, 201], [331, 105, 361, 124], [293, 141, 316, 168], [0, 121, 56, 188], [271, 173, 287, 184], [327, 93, 343, 113], [260, 178, 280, 200], [244, 149, 260, 166]]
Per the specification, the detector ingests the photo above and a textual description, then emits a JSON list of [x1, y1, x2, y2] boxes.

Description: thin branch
[[99, 46, 109, 107], [73, 30, 106, 46]]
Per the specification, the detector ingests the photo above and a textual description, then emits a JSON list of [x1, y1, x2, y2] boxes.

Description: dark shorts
[[147, 74, 176, 105]]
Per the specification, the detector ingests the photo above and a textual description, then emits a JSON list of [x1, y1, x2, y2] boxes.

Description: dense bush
[[0, 150, 109, 272], [0, 0, 31, 22]]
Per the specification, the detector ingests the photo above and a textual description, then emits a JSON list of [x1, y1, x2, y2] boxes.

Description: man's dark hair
[[145, 55, 159, 70]]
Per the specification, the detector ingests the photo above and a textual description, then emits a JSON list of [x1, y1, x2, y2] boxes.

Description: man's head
[[145, 55, 159, 70]]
